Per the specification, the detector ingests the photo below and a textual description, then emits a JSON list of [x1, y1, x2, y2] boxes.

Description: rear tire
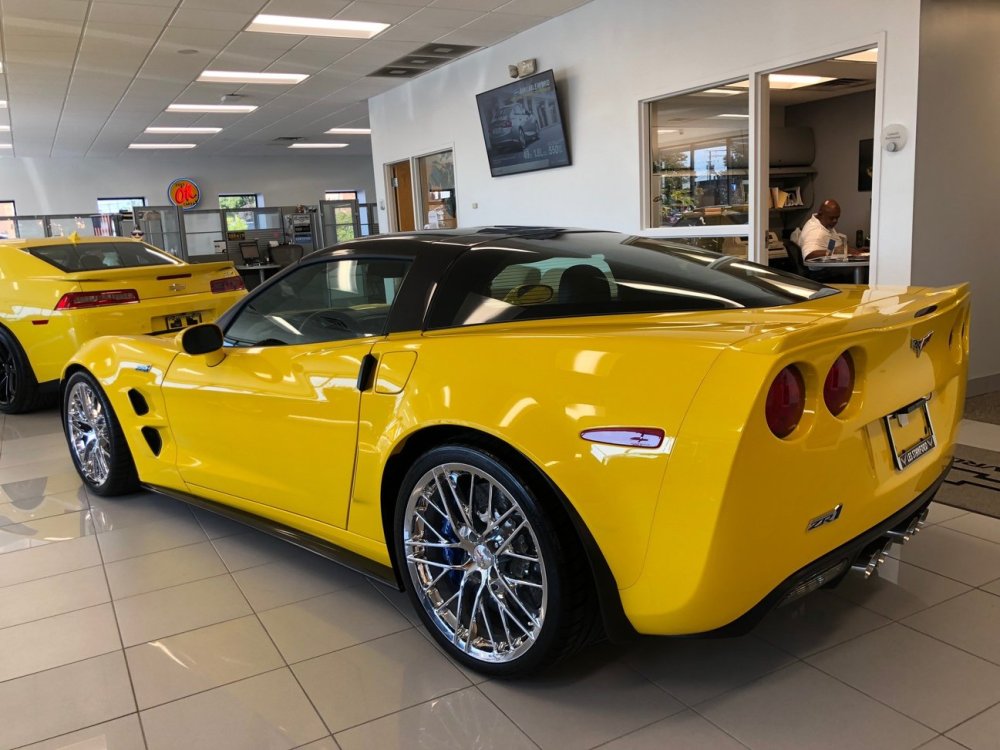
[[63, 371, 139, 496], [0, 328, 43, 414], [395, 443, 594, 676]]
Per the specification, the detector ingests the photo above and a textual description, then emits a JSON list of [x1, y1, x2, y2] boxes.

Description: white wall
[[785, 90, 877, 240], [912, 0, 1000, 386], [0, 154, 376, 214], [369, 0, 922, 285]]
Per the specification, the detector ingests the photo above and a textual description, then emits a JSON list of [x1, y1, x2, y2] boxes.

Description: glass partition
[[137, 206, 184, 258], [183, 210, 224, 257], [648, 82, 749, 229], [320, 200, 361, 244], [416, 149, 457, 229], [15, 218, 46, 239]]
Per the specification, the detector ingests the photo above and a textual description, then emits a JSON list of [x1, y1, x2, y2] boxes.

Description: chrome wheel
[[0, 341, 16, 408], [403, 462, 547, 664], [66, 380, 112, 486]]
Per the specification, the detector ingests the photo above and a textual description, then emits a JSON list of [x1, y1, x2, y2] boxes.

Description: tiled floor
[[2, 409, 1000, 750]]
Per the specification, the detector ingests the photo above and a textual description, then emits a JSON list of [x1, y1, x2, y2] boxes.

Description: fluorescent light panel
[[325, 128, 371, 135], [198, 70, 308, 84], [836, 49, 878, 63], [703, 88, 741, 96], [129, 143, 197, 150], [145, 126, 222, 134], [288, 143, 348, 148], [0, 101, 7, 109], [167, 103, 258, 113], [0, 126, 9, 132], [717, 113, 749, 119], [0, 144, 13, 149], [247, 14, 388, 39], [732, 74, 835, 90]]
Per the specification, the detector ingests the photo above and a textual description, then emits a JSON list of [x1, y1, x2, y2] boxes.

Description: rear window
[[27, 242, 181, 272], [426, 232, 838, 329]]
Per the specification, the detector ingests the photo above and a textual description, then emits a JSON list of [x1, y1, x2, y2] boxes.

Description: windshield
[[426, 232, 838, 329], [27, 242, 181, 272]]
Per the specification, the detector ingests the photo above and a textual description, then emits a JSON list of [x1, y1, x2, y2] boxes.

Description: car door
[[161, 255, 413, 528]]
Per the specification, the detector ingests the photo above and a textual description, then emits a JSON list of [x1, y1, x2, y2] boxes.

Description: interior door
[[389, 160, 415, 231], [320, 199, 362, 244], [161, 255, 413, 528]]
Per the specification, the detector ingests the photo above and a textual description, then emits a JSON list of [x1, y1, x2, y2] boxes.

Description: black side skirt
[[143, 484, 400, 588]]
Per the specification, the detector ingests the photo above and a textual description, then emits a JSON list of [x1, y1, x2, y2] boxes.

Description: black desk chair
[[270, 243, 304, 267]]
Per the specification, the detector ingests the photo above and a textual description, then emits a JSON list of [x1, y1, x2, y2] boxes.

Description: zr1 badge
[[807, 504, 843, 532]]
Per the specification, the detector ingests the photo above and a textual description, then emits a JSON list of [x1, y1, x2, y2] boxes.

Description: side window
[[224, 258, 412, 347]]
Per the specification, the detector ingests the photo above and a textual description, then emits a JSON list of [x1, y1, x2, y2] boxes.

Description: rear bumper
[[701, 460, 951, 636]]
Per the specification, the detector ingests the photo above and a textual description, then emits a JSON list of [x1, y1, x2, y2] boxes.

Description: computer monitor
[[239, 241, 261, 264]]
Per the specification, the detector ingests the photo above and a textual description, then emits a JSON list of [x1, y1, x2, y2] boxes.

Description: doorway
[[388, 160, 415, 232]]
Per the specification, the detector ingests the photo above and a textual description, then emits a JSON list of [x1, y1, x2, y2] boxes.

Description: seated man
[[797, 199, 862, 259]]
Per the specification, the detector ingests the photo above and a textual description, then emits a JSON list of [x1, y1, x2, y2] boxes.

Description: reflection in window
[[0, 199, 15, 239], [220, 194, 260, 231], [417, 150, 456, 229], [648, 83, 749, 228], [224, 258, 411, 347], [97, 197, 146, 214]]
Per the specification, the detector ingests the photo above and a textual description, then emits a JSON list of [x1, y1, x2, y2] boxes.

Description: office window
[[97, 196, 146, 214], [325, 191, 358, 201], [417, 150, 456, 229], [0, 199, 15, 239], [220, 193, 260, 231], [647, 82, 749, 230]]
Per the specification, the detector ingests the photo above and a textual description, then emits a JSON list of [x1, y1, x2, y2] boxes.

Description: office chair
[[270, 243, 305, 267]]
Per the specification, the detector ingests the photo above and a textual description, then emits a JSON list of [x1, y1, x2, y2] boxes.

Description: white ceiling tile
[[159, 26, 238, 49], [499, 0, 590, 14], [334, 1, 421, 24], [88, 2, 176, 24], [260, 0, 352, 16], [275, 40, 367, 68], [433, 26, 513, 46], [181, 0, 271, 10], [1, 0, 88, 21], [170, 7, 257, 31], [459, 11, 546, 33], [223, 31, 303, 56], [429, 0, 507, 9]]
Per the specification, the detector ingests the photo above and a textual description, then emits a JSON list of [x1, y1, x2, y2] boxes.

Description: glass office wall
[[416, 149, 457, 229]]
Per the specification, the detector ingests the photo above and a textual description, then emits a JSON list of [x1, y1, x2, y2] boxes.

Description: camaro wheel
[[63, 371, 139, 496], [396, 444, 594, 675], [0, 328, 42, 414]]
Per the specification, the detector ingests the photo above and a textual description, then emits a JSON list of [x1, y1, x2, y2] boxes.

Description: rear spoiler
[[735, 284, 969, 355], [32, 261, 238, 283]]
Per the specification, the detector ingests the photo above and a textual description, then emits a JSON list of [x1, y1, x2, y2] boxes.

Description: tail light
[[766, 365, 805, 438], [824, 351, 855, 416], [211, 276, 246, 293], [55, 289, 139, 309]]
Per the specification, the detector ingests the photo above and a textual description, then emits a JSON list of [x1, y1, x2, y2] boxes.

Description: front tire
[[63, 371, 139, 496], [395, 444, 594, 676], [0, 328, 42, 414]]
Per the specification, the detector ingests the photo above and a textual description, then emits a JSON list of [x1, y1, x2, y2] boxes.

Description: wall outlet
[[472, 202, 478, 209]]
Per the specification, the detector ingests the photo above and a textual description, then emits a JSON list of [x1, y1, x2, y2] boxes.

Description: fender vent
[[141, 427, 162, 456], [127, 389, 149, 416]]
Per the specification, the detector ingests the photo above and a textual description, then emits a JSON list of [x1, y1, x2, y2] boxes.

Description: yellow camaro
[[60, 228, 969, 675], [0, 235, 246, 412]]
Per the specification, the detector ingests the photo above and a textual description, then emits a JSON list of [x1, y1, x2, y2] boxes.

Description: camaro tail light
[[766, 365, 805, 438], [824, 351, 855, 416], [580, 428, 665, 448], [55, 289, 139, 310], [211, 276, 246, 293]]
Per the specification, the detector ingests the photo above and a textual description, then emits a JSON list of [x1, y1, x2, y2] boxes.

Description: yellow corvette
[[0, 235, 245, 413], [60, 228, 969, 675]]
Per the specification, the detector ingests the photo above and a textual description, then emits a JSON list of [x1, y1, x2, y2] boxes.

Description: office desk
[[235, 264, 281, 288], [804, 256, 870, 284]]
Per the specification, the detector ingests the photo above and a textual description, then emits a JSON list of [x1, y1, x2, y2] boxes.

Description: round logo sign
[[167, 178, 201, 209]]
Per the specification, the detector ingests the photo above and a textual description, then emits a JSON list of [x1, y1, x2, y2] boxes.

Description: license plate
[[882, 397, 936, 471], [165, 312, 202, 330]]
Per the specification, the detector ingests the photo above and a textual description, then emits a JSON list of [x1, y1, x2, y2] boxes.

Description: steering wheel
[[298, 309, 362, 339]]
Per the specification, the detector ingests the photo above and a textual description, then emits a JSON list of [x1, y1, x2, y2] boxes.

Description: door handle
[[356, 353, 378, 392]]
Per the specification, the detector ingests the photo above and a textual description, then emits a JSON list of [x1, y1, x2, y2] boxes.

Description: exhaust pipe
[[852, 507, 930, 579]]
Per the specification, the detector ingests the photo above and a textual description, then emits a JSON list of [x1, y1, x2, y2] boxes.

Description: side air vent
[[127, 389, 149, 416], [141, 427, 163, 456]]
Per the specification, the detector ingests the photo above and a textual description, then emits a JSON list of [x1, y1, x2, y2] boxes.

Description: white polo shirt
[[798, 214, 846, 257]]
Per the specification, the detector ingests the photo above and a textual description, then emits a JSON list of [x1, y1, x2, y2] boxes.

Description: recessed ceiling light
[[703, 88, 741, 96], [325, 128, 371, 135], [128, 143, 197, 150], [288, 143, 348, 149], [732, 74, 835, 90], [145, 126, 222, 134], [247, 14, 389, 39], [836, 49, 878, 63], [167, 103, 258, 114], [717, 113, 749, 119], [198, 70, 308, 85]]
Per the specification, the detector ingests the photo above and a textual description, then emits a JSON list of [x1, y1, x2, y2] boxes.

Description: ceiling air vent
[[369, 66, 422, 78], [272, 136, 304, 142], [367, 44, 482, 79]]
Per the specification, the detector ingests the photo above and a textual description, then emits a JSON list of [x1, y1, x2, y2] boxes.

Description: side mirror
[[180, 323, 224, 355]]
